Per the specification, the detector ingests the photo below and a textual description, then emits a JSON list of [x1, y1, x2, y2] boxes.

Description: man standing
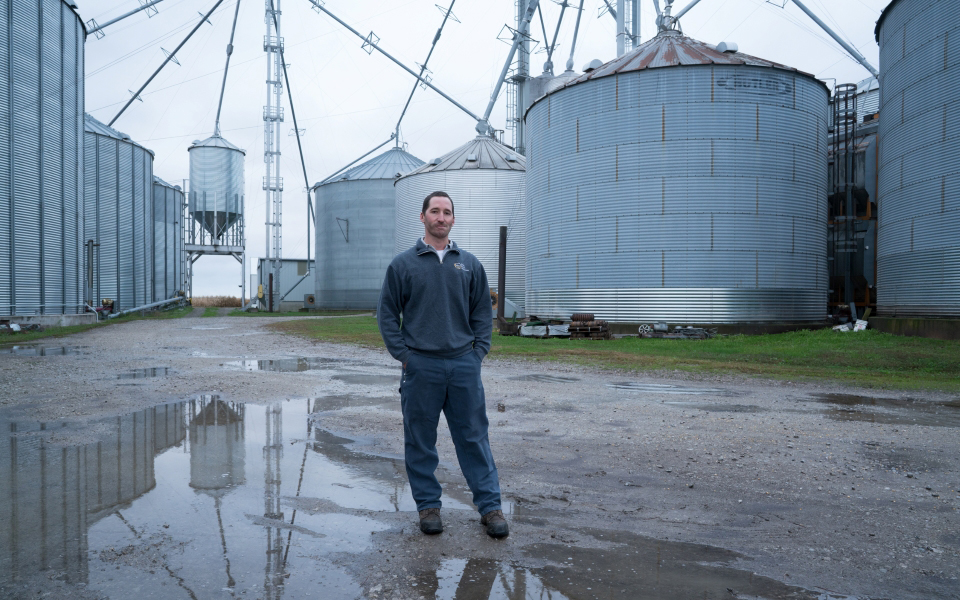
[[377, 191, 508, 538]]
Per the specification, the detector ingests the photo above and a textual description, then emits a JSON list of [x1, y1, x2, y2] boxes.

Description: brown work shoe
[[419, 508, 443, 534], [480, 509, 509, 538]]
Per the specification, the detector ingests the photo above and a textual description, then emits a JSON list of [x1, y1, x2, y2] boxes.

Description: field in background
[[191, 296, 242, 307], [272, 316, 960, 391]]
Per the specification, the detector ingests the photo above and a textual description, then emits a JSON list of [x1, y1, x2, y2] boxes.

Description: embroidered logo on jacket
[[454, 262, 469, 271]]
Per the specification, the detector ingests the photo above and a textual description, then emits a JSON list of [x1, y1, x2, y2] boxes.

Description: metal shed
[[84, 114, 156, 312], [395, 136, 527, 308], [875, 0, 960, 316], [153, 177, 184, 301], [312, 147, 423, 309], [523, 31, 829, 324], [0, 0, 85, 316]]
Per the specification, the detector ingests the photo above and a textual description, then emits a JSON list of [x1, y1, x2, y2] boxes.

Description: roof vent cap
[[429, 157, 442, 166], [583, 59, 603, 73], [506, 154, 518, 162], [466, 153, 478, 162], [716, 41, 738, 53]]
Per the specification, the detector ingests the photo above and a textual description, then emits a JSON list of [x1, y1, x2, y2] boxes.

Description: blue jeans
[[400, 351, 502, 515]]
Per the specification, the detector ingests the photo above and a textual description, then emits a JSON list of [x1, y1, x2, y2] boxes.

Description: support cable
[[213, 0, 242, 137], [109, 0, 228, 126], [87, 0, 167, 37], [306, 0, 483, 126], [394, 0, 458, 144]]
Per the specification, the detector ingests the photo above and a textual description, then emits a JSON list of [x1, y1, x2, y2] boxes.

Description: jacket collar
[[416, 237, 460, 256]]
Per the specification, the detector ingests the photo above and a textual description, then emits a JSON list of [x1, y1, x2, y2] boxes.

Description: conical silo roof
[[317, 146, 423, 187], [397, 135, 525, 182], [188, 134, 245, 154], [531, 30, 828, 109], [84, 113, 154, 155]]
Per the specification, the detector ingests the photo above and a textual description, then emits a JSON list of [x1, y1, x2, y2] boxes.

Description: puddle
[[311, 394, 397, 412], [117, 367, 170, 380], [814, 393, 960, 428], [0, 396, 473, 598], [187, 326, 229, 330], [509, 374, 581, 383], [223, 357, 360, 372], [607, 382, 731, 395], [410, 531, 851, 599], [0, 345, 85, 356], [332, 373, 400, 387]]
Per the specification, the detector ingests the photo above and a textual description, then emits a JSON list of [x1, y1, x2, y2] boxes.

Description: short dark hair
[[421, 191, 454, 216]]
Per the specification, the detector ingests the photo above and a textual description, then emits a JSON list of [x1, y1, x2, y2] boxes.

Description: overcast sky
[[81, 0, 889, 297]]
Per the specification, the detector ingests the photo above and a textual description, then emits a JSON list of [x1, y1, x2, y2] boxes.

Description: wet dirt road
[[0, 315, 957, 599]]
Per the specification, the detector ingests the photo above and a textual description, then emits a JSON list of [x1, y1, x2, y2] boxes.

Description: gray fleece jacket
[[377, 238, 492, 365]]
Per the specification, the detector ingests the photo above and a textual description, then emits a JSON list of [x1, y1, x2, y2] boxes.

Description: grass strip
[[228, 309, 373, 317], [0, 306, 193, 346], [271, 316, 960, 391], [202, 307, 220, 318]]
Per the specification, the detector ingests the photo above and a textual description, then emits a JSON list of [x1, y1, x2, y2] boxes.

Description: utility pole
[[264, 0, 284, 310]]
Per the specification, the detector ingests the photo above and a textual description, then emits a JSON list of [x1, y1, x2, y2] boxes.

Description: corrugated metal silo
[[153, 177, 184, 300], [84, 114, 155, 311], [188, 135, 245, 240], [524, 31, 829, 323], [875, 0, 960, 316], [0, 0, 85, 316], [395, 136, 526, 308], [312, 147, 423, 308]]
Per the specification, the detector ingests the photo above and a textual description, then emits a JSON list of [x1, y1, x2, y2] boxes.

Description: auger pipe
[[565, 0, 585, 72], [320, 135, 395, 185], [307, 0, 482, 125], [109, 0, 227, 126], [214, 0, 242, 136], [87, 0, 166, 36], [790, 0, 878, 77], [478, 0, 542, 135]]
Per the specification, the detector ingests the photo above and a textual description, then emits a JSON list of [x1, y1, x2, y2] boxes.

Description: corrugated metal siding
[[84, 128, 155, 311], [314, 178, 395, 309], [395, 170, 527, 308], [258, 258, 314, 303], [0, 0, 84, 315], [525, 64, 828, 323], [876, 0, 960, 316], [188, 144, 244, 237], [152, 179, 183, 300]]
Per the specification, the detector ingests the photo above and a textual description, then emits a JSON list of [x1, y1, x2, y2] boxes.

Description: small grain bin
[[524, 31, 829, 324], [187, 135, 245, 243], [312, 147, 423, 309], [395, 136, 526, 309]]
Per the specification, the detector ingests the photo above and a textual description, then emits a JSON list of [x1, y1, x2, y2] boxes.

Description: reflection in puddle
[[224, 357, 355, 372], [607, 381, 730, 395], [333, 373, 400, 386], [0, 397, 465, 598], [117, 367, 170, 379], [509, 374, 581, 383], [0, 345, 85, 356], [815, 393, 960, 428]]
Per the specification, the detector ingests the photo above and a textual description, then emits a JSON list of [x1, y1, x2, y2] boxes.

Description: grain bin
[[312, 147, 423, 309], [0, 0, 85, 316], [524, 30, 829, 323], [188, 135, 245, 242], [84, 114, 155, 311], [875, 0, 960, 316], [395, 136, 526, 309], [153, 177, 184, 300]]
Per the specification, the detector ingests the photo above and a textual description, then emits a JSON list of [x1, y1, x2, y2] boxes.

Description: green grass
[[0, 306, 193, 346], [271, 316, 960, 391], [202, 307, 220, 318], [228, 309, 373, 317]]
